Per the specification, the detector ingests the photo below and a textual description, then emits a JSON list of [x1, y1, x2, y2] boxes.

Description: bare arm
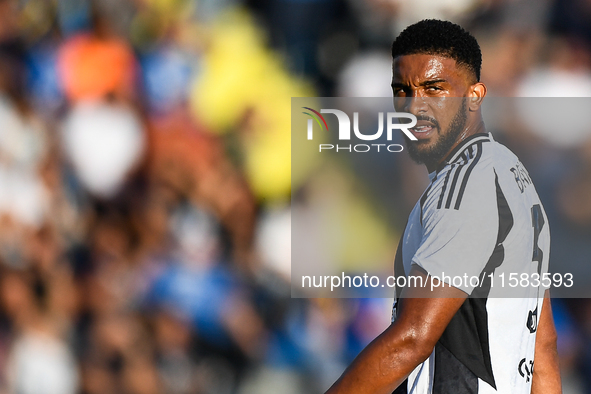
[[325, 265, 468, 394], [531, 291, 561, 394]]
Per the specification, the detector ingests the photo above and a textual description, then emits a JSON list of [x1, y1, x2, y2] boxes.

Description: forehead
[[392, 54, 470, 84]]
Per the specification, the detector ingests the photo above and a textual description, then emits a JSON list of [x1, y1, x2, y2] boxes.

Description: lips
[[412, 125, 433, 133], [410, 120, 437, 140]]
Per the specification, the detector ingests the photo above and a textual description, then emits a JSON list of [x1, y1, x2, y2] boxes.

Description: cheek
[[437, 102, 463, 128], [430, 110, 449, 130], [430, 97, 448, 110]]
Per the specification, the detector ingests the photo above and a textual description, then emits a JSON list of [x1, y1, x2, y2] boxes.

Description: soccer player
[[325, 20, 561, 394]]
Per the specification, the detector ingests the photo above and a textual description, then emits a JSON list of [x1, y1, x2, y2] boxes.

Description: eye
[[393, 86, 409, 97]]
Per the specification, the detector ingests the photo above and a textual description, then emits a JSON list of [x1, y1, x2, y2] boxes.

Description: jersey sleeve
[[412, 163, 499, 295]]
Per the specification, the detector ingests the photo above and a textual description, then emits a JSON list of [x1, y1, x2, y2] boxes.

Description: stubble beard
[[405, 99, 468, 168]]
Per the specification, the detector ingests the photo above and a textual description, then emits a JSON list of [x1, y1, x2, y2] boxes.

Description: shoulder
[[423, 138, 496, 216]]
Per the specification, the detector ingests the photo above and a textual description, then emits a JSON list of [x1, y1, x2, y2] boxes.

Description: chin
[[408, 143, 444, 165]]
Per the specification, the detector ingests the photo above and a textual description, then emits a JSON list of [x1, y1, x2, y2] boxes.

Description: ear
[[468, 82, 487, 111]]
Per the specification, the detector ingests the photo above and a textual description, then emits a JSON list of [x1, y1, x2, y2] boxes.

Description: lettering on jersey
[[531, 204, 545, 273], [527, 306, 538, 333], [518, 358, 534, 382], [510, 162, 533, 193]]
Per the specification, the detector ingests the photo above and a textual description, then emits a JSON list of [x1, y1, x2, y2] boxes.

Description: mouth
[[412, 125, 434, 133], [410, 120, 437, 140]]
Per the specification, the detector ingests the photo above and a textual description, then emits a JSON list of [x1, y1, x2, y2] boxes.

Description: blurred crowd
[[0, 0, 591, 393]]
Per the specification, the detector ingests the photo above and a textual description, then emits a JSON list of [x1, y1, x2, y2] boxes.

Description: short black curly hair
[[391, 19, 482, 82]]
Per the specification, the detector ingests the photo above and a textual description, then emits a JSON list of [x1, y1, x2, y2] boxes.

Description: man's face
[[392, 54, 474, 167]]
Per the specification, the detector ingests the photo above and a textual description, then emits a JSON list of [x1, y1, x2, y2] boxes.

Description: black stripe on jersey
[[433, 342, 478, 393], [440, 133, 490, 169], [444, 160, 466, 209], [435, 172, 514, 392], [392, 380, 408, 394], [437, 298, 496, 390], [473, 170, 514, 298], [454, 143, 483, 210], [438, 147, 471, 209], [494, 171, 514, 244], [460, 151, 469, 163], [437, 166, 452, 209]]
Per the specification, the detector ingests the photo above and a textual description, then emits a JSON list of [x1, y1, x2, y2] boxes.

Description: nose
[[406, 93, 429, 116], [394, 91, 428, 115]]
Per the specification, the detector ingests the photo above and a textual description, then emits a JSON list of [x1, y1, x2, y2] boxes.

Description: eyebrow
[[391, 79, 448, 88], [421, 79, 447, 86]]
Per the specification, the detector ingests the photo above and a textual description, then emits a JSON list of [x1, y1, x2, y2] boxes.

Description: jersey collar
[[437, 132, 490, 172]]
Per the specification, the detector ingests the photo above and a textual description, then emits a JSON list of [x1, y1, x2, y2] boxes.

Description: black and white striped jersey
[[392, 132, 550, 394]]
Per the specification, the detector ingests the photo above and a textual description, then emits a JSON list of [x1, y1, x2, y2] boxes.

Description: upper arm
[[536, 291, 558, 346], [393, 265, 468, 357], [531, 290, 561, 394], [322, 266, 468, 394]]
